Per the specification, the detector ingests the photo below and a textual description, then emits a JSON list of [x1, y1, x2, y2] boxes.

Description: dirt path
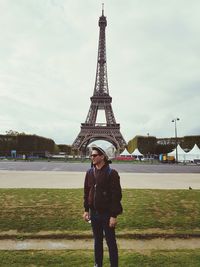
[[0, 238, 200, 251]]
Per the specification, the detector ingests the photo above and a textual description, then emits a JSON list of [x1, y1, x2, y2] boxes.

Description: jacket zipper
[[93, 167, 97, 210], [94, 184, 97, 209]]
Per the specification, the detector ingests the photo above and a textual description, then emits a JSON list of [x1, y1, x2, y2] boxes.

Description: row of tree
[[127, 135, 200, 155], [0, 132, 58, 156], [1, 130, 199, 157]]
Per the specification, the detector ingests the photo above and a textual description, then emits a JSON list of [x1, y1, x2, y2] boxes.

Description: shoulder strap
[[107, 166, 112, 175]]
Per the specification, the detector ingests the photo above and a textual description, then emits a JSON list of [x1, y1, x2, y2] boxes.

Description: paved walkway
[[0, 171, 199, 189], [0, 238, 200, 250]]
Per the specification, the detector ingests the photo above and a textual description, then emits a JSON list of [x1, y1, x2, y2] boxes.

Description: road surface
[[0, 161, 199, 173]]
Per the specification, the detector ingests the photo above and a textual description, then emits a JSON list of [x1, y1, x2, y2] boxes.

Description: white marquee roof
[[120, 148, 132, 156], [131, 148, 143, 156], [187, 144, 200, 154], [185, 144, 200, 160], [168, 144, 187, 161]]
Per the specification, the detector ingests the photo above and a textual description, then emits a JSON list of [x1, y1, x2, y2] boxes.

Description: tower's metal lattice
[[72, 7, 126, 153]]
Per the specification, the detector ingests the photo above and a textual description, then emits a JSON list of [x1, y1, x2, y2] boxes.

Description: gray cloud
[[0, 0, 199, 144]]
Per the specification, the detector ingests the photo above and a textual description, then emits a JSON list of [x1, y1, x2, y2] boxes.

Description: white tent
[[185, 144, 200, 162], [131, 148, 143, 157], [120, 148, 132, 156], [168, 144, 187, 162]]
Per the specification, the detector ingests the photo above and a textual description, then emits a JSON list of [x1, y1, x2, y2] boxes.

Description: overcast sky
[[0, 0, 199, 145]]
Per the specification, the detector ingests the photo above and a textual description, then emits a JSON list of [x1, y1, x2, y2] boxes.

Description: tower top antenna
[[102, 3, 104, 16]]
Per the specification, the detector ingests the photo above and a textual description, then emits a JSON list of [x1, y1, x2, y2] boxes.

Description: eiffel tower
[[72, 6, 126, 154]]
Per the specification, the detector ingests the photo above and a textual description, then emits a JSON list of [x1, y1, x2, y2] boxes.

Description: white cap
[[91, 146, 109, 160]]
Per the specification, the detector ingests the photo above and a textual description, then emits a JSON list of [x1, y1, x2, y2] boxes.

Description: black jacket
[[84, 164, 122, 217]]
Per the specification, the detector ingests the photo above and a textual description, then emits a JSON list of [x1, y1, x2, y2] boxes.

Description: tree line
[[0, 133, 57, 156], [0, 131, 199, 157], [127, 135, 200, 155]]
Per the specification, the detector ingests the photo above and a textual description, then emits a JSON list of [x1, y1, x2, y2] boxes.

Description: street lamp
[[172, 118, 180, 163], [147, 133, 150, 159]]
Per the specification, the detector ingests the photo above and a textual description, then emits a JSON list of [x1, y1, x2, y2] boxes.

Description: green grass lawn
[[0, 249, 200, 267], [0, 189, 199, 235]]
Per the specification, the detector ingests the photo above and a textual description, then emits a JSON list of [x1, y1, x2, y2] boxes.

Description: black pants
[[91, 210, 118, 267]]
